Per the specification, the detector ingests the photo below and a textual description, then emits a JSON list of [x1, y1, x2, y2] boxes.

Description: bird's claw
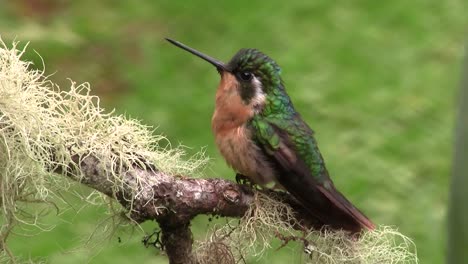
[[235, 173, 255, 187]]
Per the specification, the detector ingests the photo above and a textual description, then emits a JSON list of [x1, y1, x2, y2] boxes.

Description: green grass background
[[1, 0, 467, 263]]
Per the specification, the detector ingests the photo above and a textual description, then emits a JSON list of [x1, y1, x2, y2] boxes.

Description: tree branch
[[53, 154, 314, 263]]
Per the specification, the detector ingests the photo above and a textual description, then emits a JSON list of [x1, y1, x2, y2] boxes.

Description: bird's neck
[[260, 87, 296, 118], [211, 73, 255, 136], [211, 78, 295, 136]]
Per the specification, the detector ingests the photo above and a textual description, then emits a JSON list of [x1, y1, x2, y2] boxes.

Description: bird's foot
[[235, 173, 255, 188]]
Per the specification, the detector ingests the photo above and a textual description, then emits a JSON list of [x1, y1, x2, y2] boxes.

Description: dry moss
[[0, 40, 206, 261], [195, 192, 419, 263]]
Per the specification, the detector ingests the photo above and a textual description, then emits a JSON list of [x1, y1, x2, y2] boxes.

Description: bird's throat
[[211, 72, 254, 135]]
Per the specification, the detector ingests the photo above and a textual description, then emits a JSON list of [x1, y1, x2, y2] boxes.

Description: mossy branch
[[62, 155, 253, 264], [55, 154, 322, 263], [0, 40, 418, 264]]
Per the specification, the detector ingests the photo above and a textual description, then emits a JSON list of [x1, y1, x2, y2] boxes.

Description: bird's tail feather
[[317, 185, 375, 231], [278, 176, 375, 234]]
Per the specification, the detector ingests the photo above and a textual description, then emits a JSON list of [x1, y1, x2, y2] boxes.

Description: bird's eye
[[238, 72, 253, 82]]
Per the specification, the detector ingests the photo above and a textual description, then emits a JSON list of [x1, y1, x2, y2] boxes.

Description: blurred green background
[[1, 0, 467, 263]]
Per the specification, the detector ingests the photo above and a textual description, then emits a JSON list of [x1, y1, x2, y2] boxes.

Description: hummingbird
[[166, 38, 375, 234]]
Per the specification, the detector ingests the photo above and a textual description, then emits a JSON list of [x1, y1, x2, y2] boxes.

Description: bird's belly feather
[[215, 126, 276, 185]]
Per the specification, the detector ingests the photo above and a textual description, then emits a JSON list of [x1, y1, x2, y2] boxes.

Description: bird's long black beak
[[165, 38, 226, 72]]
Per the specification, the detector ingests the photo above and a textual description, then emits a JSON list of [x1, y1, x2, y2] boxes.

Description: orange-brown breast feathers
[[211, 72, 253, 135], [211, 72, 276, 185]]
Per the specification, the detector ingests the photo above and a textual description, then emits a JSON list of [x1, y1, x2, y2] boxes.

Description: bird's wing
[[251, 116, 375, 233]]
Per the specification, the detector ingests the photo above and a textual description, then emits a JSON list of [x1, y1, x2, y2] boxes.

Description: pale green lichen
[[195, 192, 419, 264], [0, 40, 206, 262]]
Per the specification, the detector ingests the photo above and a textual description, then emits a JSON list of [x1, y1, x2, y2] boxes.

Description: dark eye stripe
[[238, 81, 255, 104]]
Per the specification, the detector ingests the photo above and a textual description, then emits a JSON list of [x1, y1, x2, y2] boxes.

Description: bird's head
[[166, 38, 283, 111]]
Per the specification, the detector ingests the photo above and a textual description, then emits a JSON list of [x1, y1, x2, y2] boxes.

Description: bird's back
[[252, 110, 375, 233]]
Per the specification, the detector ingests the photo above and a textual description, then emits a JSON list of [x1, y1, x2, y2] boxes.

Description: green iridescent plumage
[[251, 115, 327, 180], [227, 49, 282, 88]]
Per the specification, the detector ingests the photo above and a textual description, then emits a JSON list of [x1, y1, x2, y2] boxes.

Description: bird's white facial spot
[[251, 76, 266, 112]]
